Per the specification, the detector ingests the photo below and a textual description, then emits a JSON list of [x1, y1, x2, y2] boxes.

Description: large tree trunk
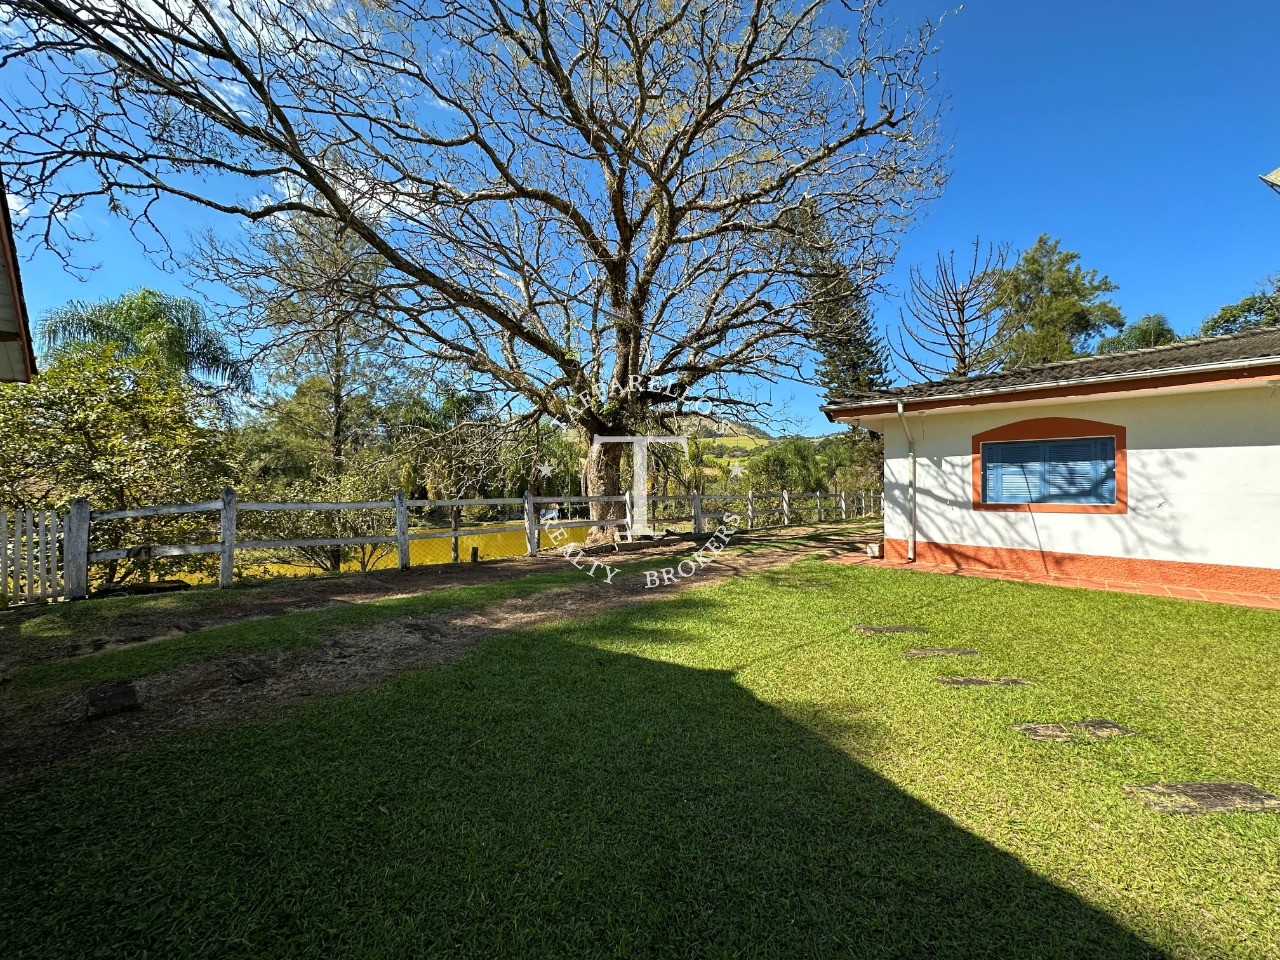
[[583, 438, 625, 543]]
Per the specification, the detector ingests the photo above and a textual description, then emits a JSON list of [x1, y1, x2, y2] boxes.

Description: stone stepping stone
[[1075, 719, 1136, 738], [1014, 719, 1136, 742], [936, 676, 1031, 688], [84, 681, 140, 720], [1124, 782, 1280, 814], [1014, 722, 1073, 742], [855, 625, 928, 635], [904, 647, 979, 659], [228, 658, 276, 684]]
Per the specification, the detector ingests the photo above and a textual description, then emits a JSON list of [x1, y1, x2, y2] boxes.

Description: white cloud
[[5, 193, 29, 223]]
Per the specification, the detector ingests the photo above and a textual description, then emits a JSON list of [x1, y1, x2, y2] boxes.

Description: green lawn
[[3, 560, 1279, 958], [3, 567, 595, 702]]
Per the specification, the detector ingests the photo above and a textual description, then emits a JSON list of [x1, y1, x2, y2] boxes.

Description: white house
[[0, 169, 35, 383], [823, 328, 1280, 595]]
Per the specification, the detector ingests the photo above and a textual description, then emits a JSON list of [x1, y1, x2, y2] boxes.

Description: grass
[[3, 560, 1279, 958], [4, 525, 875, 701], [2, 567, 592, 701]]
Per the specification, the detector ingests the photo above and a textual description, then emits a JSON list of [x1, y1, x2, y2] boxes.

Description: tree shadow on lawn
[[0, 623, 1167, 959]]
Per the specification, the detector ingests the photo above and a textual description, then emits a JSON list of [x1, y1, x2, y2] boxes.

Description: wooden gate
[[1, 507, 63, 604]]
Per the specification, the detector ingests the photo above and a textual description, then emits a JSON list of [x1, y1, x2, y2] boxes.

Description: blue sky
[[9, 0, 1280, 435]]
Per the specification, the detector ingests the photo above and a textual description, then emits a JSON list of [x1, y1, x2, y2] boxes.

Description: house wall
[[880, 383, 1280, 592]]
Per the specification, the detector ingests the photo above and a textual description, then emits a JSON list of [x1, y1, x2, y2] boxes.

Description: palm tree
[[39, 287, 249, 394]]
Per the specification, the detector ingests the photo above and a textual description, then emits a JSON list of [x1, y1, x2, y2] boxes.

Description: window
[[981, 437, 1117, 505], [971, 417, 1127, 515]]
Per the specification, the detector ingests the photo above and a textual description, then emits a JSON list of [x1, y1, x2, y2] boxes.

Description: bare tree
[[192, 214, 405, 473], [1, 0, 945, 521], [894, 238, 1010, 380]]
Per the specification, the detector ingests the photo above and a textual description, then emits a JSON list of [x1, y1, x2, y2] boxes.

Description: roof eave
[[0, 170, 36, 382], [822, 355, 1280, 421]]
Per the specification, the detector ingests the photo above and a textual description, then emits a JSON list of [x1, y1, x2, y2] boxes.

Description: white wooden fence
[[6, 489, 882, 603], [1, 508, 64, 603]]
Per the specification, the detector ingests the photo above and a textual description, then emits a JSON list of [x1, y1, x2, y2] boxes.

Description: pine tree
[[781, 201, 890, 399]]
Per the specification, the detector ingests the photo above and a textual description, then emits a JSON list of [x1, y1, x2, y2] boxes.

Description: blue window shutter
[[992, 441, 1043, 503], [983, 435, 1116, 505], [983, 444, 1001, 502], [1097, 437, 1117, 503], [1044, 439, 1097, 502]]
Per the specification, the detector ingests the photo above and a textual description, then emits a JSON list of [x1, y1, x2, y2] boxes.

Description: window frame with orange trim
[[970, 417, 1129, 515]]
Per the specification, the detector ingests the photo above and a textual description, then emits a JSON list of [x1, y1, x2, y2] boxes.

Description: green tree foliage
[[747, 439, 825, 493], [780, 201, 890, 399], [1096, 314, 1180, 354], [809, 280, 891, 399], [0, 350, 235, 583], [989, 235, 1124, 367], [814, 433, 884, 494], [236, 374, 383, 484], [390, 387, 513, 501], [1200, 275, 1280, 336], [499, 422, 586, 500], [233, 466, 400, 575], [38, 287, 248, 395], [234, 379, 409, 573]]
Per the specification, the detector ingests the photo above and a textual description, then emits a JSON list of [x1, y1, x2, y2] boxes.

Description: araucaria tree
[[781, 201, 890, 399], [1, 0, 944, 517], [894, 238, 1009, 380]]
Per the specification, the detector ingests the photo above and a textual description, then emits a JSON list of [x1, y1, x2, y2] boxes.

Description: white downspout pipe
[[896, 401, 917, 563]]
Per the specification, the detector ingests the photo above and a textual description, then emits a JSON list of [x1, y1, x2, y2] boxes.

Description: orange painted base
[[884, 539, 1280, 596]]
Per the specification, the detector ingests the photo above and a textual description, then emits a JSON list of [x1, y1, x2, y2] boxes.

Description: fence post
[[623, 490, 633, 541], [219, 486, 237, 589], [450, 506, 461, 563], [782, 490, 790, 527], [394, 492, 410, 570], [523, 490, 537, 556], [746, 491, 754, 531], [0, 508, 7, 599], [840, 491, 847, 521], [816, 491, 824, 524], [63, 498, 91, 600], [692, 490, 703, 536]]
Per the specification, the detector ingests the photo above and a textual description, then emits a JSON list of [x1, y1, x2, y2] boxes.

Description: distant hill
[[675, 413, 773, 441]]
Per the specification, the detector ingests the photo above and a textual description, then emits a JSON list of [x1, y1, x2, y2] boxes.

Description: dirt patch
[[903, 648, 979, 659], [1124, 782, 1280, 814], [0, 527, 870, 787], [1013, 720, 1137, 743]]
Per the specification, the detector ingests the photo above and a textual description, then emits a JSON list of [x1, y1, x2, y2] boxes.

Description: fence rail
[[4, 489, 882, 603]]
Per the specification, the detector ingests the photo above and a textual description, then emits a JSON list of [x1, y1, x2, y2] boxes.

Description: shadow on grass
[[0, 626, 1165, 959]]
